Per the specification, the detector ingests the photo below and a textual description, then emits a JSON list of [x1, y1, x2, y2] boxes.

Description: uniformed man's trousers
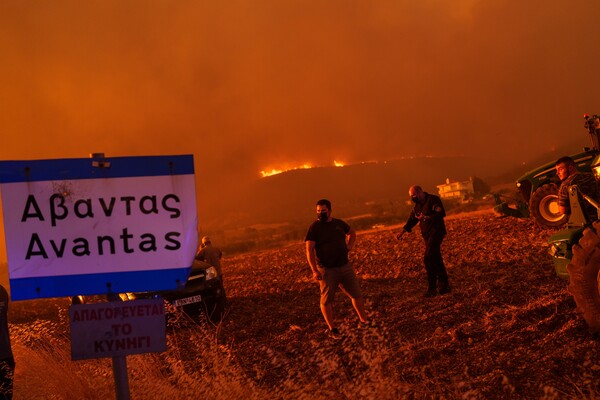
[[423, 232, 449, 291]]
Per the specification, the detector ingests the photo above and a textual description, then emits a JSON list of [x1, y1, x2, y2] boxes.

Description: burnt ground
[[218, 210, 600, 398], [7, 209, 600, 399]]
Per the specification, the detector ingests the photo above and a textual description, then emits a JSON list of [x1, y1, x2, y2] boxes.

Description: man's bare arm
[[346, 227, 356, 251], [305, 241, 322, 280]]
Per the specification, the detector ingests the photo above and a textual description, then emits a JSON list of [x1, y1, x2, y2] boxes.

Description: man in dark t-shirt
[[305, 199, 370, 338]]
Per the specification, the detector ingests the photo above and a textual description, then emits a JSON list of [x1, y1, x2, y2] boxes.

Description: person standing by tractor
[[396, 185, 451, 297], [555, 156, 600, 223], [305, 199, 370, 339]]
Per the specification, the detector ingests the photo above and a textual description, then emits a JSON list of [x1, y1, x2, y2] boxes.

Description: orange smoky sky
[[1, 0, 600, 218]]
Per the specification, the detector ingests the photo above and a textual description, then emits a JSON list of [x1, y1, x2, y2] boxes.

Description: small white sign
[[69, 298, 166, 360]]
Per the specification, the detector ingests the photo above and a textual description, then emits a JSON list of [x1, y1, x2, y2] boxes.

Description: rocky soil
[[218, 210, 600, 398]]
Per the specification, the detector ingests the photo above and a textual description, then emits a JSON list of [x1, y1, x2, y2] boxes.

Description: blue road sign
[[0, 155, 198, 300]]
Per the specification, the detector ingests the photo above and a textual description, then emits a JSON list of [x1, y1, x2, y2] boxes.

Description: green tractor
[[548, 114, 600, 333], [495, 114, 600, 228]]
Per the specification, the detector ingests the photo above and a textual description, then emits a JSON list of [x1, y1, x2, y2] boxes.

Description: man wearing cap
[[196, 236, 223, 279]]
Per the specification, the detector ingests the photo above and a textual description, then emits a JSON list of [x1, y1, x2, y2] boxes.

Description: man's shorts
[[318, 263, 362, 305]]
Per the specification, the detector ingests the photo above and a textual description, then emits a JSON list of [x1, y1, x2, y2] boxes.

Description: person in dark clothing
[[0, 285, 14, 400], [396, 185, 451, 297], [305, 199, 369, 338], [196, 236, 223, 279], [555, 156, 600, 223]]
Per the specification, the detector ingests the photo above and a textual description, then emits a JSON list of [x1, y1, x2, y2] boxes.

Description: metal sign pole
[[107, 289, 130, 400], [112, 355, 131, 400], [92, 152, 131, 400]]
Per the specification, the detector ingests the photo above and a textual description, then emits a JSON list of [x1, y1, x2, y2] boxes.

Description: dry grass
[[8, 210, 600, 399]]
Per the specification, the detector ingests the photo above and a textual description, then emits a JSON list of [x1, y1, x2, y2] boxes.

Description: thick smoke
[[1, 0, 599, 224]]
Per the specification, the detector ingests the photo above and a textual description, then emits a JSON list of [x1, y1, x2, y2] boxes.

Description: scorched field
[[8, 209, 600, 399]]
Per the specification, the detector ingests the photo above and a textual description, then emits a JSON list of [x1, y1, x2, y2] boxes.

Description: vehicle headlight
[[548, 241, 566, 258], [516, 182, 521, 188], [205, 266, 218, 281], [593, 166, 600, 178], [120, 292, 137, 301]]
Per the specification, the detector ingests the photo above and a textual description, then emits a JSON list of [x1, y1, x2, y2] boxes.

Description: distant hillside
[[209, 156, 503, 230], [204, 134, 596, 231]]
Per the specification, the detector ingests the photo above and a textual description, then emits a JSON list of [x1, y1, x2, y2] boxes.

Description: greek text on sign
[[0, 155, 198, 300], [69, 298, 166, 360]]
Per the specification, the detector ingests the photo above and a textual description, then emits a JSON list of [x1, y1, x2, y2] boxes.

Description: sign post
[[0, 154, 198, 399], [0, 154, 198, 299], [69, 297, 167, 400], [109, 294, 130, 400], [113, 356, 130, 400]]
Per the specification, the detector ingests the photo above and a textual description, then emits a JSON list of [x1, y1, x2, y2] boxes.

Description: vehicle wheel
[[567, 221, 600, 333], [529, 183, 567, 228]]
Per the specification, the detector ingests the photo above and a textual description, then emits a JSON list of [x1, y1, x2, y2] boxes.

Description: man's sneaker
[[439, 285, 451, 295], [325, 327, 342, 340], [357, 320, 377, 330], [423, 289, 438, 298]]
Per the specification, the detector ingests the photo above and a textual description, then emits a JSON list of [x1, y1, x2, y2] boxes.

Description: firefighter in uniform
[[396, 185, 451, 297]]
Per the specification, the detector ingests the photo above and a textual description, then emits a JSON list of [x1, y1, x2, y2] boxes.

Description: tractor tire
[[567, 221, 600, 333], [529, 183, 567, 228]]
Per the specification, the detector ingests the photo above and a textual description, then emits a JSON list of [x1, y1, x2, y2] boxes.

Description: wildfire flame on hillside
[[260, 161, 345, 178]]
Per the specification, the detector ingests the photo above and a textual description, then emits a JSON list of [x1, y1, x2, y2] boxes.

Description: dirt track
[[219, 209, 600, 398]]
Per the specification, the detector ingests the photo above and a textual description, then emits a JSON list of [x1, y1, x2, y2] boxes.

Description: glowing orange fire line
[[260, 161, 345, 178]]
